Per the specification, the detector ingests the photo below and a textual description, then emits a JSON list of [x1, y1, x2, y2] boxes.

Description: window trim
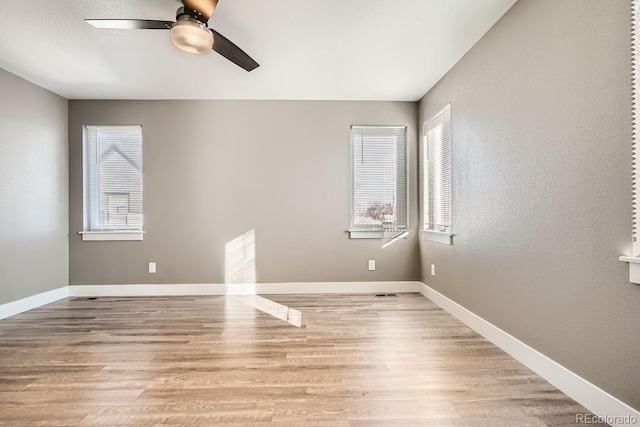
[[422, 229, 453, 245], [348, 125, 409, 239], [422, 104, 453, 245], [78, 230, 144, 241], [81, 124, 144, 242]]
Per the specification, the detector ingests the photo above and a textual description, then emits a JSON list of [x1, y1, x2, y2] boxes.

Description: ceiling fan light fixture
[[170, 17, 213, 54]]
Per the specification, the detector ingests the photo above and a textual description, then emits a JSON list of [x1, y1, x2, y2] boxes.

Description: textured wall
[[419, 0, 640, 409], [68, 100, 419, 285], [0, 68, 68, 304]]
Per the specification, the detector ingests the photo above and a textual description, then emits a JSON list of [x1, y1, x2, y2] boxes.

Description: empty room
[[1, 0, 639, 425]]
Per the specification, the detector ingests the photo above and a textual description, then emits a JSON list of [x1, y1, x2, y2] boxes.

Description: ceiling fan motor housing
[[181, 0, 218, 22], [176, 6, 208, 25]]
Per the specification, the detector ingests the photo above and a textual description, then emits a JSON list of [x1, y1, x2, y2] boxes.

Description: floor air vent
[[375, 293, 398, 297]]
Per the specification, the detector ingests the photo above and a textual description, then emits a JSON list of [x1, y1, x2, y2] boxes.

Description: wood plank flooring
[[0, 293, 606, 426]]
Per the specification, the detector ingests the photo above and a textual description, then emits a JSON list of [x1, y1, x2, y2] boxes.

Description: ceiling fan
[[86, 0, 259, 72]]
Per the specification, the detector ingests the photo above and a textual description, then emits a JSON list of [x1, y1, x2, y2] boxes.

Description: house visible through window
[[106, 193, 131, 226], [350, 125, 408, 240], [82, 125, 143, 240], [423, 104, 452, 244]]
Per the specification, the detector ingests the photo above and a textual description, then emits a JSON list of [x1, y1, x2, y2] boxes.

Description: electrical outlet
[[368, 260, 376, 271], [149, 262, 156, 274], [431, 264, 436, 276]]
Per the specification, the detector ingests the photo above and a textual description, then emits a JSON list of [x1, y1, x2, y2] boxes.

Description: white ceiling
[[0, 0, 516, 101]]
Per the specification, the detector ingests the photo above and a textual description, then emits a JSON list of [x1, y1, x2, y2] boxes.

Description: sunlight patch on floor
[[225, 229, 302, 327], [234, 294, 302, 328]]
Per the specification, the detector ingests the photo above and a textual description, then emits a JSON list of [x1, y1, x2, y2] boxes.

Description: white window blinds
[[633, 0, 640, 256], [351, 126, 408, 238], [424, 104, 452, 233], [84, 125, 143, 231]]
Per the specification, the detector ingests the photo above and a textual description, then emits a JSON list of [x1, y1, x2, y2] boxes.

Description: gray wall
[[0, 68, 68, 304], [69, 100, 419, 285], [419, 0, 640, 409]]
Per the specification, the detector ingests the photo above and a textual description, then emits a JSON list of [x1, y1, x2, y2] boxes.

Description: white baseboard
[[68, 281, 422, 297], [417, 282, 640, 426], [68, 283, 226, 297], [256, 281, 420, 294], [0, 287, 68, 320]]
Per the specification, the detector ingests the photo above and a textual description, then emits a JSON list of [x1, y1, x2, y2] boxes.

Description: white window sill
[[79, 231, 144, 241], [348, 229, 410, 239], [619, 256, 640, 284], [348, 229, 384, 239], [422, 230, 453, 245]]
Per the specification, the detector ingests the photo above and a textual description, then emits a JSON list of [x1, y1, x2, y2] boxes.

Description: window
[[349, 125, 408, 240], [423, 104, 452, 244], [81, 125, 143, 241], [633, 0, 640, 257], [620, 0, 640, 281]]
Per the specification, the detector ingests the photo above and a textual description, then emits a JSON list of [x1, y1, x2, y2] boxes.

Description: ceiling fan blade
[[182, 0, 218, 21], [85, 19, 173, 30], [210, 29, 259, 72]]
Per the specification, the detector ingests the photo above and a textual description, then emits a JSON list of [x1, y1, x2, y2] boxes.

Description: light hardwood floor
[[0, 293, 606, 426]]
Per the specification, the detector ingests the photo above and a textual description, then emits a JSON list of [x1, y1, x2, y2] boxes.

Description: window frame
[[423, 103, 453, 245], [348, 125, 409, 239], [79, 124, 144, 242], [619, 0, 640, 281]]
